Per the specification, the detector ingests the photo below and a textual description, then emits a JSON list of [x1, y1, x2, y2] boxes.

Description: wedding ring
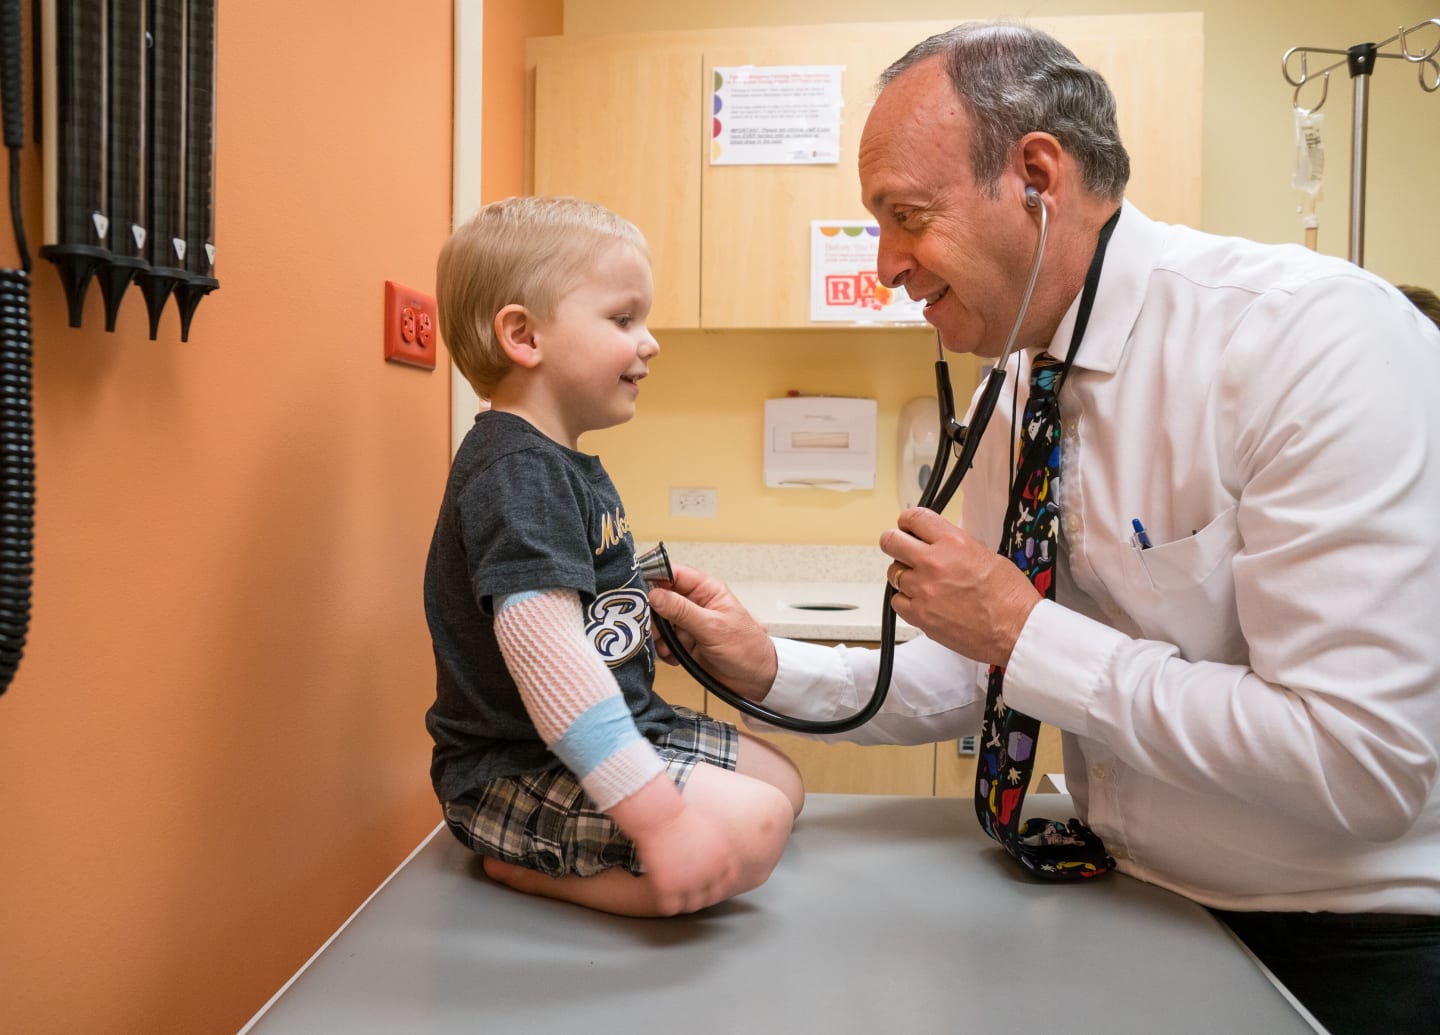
[[891, 566, 908, 595]]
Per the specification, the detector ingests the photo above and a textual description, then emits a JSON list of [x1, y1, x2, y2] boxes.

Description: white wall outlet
[[670, 488, 717, 518], [957, 735, 978, 757]]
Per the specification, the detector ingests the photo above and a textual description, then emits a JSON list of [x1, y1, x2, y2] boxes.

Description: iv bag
[[1292, 109, 1325, 198]]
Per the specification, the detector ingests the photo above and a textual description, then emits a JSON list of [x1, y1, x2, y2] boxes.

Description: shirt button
[[1089, 763, 1108, 780], [1063, 417, 1079, 435], [1065, 514, 1082, 533]]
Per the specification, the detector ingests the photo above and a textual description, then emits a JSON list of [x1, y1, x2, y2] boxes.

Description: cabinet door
[[531, 41, 704, 329], [699, 14, 1203, 329], [534, 15, 1201, 332], [701, 29, 934, 330]]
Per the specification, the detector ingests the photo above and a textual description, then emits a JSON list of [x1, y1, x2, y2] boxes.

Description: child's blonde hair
[[437, 195, 649, 398]]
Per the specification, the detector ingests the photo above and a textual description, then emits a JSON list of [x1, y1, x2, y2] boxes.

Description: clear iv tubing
[[647, 190, 1050, 734]]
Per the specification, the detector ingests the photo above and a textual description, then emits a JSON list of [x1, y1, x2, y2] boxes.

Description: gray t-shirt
[[424, 411, 679, 803]]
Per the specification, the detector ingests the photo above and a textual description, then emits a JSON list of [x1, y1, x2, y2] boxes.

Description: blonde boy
[[425, 196, 802, 917]]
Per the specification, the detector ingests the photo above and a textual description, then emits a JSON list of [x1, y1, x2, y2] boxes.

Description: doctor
[[650, 21, 1440, 1035]]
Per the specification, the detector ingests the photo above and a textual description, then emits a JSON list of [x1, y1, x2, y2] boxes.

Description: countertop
[[640, 540, 918, 643]]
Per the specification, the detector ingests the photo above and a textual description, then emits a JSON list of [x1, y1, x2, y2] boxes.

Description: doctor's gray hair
[[880, 22, 1130, 202]]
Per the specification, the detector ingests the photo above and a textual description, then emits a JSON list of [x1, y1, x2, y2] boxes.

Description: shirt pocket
[[1126, 504, 1245, 663]]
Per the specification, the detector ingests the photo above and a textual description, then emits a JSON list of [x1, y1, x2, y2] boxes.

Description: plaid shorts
[[442, 706, 738, 878]]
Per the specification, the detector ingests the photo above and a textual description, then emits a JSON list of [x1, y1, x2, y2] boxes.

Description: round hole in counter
[[787, 602, 860, 612]]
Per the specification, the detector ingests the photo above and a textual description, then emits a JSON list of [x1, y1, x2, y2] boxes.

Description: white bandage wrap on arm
[[493, 588, 665, 810]]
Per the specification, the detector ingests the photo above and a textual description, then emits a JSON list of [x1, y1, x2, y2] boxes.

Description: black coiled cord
[[0, 0, 33, 695], [0, 267, 30, 692]]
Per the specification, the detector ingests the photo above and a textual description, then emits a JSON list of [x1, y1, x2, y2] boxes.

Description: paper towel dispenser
[[764, 396, 876, 491]]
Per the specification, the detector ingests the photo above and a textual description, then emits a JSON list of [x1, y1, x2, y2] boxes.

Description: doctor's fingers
[[880, 511, 969, 570], [664, 562, 736, 606], [879, 521, 929, 568], [896, 507, 963, 544], [892, 550, 1041, 667], [649, 584, 717, 638], [650, 581, 767, 651], [896, 527, 1000, 602]]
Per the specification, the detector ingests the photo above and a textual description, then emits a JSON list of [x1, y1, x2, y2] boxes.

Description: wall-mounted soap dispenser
[[898, 396, 939, 509]]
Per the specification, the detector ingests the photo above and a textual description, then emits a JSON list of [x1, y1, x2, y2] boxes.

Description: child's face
[[531, 242, 659, 446]]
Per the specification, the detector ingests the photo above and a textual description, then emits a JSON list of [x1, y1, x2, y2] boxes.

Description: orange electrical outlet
[[384, 280, 438, 370]]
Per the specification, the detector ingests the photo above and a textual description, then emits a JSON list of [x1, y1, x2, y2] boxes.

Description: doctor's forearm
[[759, 635, 987, 746]]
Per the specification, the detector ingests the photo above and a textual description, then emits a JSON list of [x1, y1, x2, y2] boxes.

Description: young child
[[425, 195, 803, 917]]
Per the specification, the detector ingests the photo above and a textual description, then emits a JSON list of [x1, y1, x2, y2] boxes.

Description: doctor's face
[[859, 57, 1037, 358]]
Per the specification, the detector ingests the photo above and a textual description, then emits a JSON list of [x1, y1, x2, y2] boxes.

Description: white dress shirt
[[764, 202, 1440, 914]]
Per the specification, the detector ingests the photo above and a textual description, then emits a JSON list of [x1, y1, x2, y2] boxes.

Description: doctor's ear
[[494, 304, 542, 368], [1015, 132, 1062, 200]]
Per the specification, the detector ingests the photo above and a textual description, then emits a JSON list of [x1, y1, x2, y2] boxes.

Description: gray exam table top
[[243, 793, 1317, 1034]]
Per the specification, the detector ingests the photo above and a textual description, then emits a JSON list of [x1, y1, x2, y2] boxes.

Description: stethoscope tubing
[[651, 191, 1052, 734]]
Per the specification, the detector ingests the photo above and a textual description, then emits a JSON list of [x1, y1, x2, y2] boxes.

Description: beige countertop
[[639, 541, 918, 644]]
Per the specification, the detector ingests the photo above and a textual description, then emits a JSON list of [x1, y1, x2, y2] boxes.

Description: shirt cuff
[[765, 636, 858, 720], [1002, 598, 1126, 736]]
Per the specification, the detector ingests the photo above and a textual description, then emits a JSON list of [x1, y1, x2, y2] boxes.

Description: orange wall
[[483, 2, 564, 201], [0, 3, 456, 1031]]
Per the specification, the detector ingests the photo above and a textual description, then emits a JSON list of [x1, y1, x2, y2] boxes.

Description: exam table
[[242, 794, 1319, 1034]]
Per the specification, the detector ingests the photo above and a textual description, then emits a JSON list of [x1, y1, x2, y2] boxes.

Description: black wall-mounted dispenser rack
[[99, 0, 149, 330], [40, 0, 219, 340]]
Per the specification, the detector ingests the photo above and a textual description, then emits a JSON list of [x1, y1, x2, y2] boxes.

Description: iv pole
[[1283, 18, 1440, 267]]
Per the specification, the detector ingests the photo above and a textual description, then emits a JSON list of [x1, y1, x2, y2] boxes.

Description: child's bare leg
[[481, 763, 794, 917], [481, 856, 681, 917], [735, 732, 804, 817]]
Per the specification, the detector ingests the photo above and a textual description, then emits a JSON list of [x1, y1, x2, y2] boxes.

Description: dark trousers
[[1212, 909, 1440, 1035]]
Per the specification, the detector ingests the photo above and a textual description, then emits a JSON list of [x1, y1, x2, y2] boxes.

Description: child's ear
[[494, 304, 542, 369]]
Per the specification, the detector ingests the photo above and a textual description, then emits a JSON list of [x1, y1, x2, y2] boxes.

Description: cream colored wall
[[566, 0, 1440, 547], [598, 328, 950, 545]]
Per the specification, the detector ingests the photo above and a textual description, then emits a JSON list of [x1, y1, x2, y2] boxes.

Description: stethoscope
[[640, 189, 1115, 734]]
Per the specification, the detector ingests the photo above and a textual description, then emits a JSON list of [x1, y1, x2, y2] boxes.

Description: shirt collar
[[1038, 200, 1162, 376]]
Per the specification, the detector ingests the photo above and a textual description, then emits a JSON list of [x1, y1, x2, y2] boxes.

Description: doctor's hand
[[648, 563, 778, 702], [881, 508, 1041, 668]]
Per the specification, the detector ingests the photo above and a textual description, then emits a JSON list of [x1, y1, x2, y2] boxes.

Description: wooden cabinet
[[699, 31, 928, 329], [528, 15, 1203, 330], [531, 38, 703, 329]]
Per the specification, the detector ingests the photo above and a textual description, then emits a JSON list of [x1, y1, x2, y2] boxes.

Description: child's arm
[[494, 588, 744, 913]]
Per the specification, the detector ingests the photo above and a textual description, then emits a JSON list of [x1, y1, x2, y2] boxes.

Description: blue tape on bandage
[[551, 696, 641, 777], [495, 589, 545, 612]]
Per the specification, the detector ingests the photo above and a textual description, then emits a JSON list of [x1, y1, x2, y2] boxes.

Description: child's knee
[[745, 784, 796, 880], [737, 735, 806, 817], [776, 762, 805, 818]]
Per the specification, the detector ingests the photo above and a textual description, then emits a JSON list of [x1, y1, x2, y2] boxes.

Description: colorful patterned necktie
[[974, 351, 1115, 880]]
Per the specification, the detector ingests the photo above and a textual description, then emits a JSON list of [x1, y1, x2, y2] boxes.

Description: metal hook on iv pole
[[641, 189, 1050, 735], [1282, 18, 1440, 266]]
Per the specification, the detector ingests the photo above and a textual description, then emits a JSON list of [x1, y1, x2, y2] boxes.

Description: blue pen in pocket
[[1131, 518, 1152, 550]]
